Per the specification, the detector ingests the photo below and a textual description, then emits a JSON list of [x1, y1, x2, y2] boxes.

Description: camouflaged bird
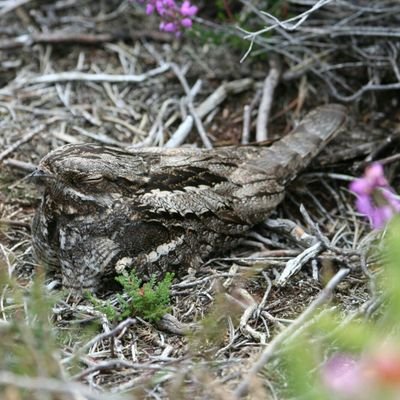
[[31, 104, 346, 293]]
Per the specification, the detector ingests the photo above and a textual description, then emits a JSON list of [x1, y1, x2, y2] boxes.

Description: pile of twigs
[[239, 0, 400, 102]]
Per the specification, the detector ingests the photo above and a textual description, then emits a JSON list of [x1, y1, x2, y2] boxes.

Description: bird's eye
[[81, 175, 103, 183]]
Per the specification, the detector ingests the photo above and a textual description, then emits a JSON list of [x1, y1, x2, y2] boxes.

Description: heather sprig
[[88, 271, 174, 323], [116, 271, 174, 322], [321, 347, 400, 398], [135, 0, 198, 36], [350, 163, 400, 229]]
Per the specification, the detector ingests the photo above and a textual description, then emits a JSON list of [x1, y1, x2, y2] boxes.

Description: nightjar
[[31, 104, 346, 293]]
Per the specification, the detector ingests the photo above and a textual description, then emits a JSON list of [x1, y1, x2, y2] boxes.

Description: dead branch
[[256, 57, 281, 141], [240, 0, 400, 101], [0, 0, 32, 16], [170, 63, 213, 149], [0, 371, 123, 400], [0, 124, 46, 162], [233, 267, 350, 398], [17, 64, 170, 85]]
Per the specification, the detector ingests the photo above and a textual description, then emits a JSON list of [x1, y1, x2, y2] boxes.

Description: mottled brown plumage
[[31, 104, 346, 293]]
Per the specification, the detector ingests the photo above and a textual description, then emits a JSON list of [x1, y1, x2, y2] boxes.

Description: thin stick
[[164, 116, 194, 148], [0, 0, 32, 16], [0, 124, 46, 162], [63, 318, 136, 364], [256, 57, 281, 141], [0, 371, 122, 400], [170, 63, 213, 149], [241, 0, 333, 38], [195, 78, 253, 119], [241, 105, 251, 144], [2, 158, 36, 172], [18, 64, 170, 85], [233, 268, 350, 398]]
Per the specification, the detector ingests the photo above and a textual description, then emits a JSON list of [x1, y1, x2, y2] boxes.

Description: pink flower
[[180, 0, 198, 16], [350, 163, 400, 229], [160, 21, 178, 32], [146, 3, 155, 14], [321, 347, 400, 398], [181, 17, 193, 27], [134, 0, 197, 35], [350, 163, 388, 194], [321, 354, 365, 396]]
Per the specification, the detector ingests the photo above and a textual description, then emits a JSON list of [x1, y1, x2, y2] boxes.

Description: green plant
[[0, 271, 63, 384], [86, 291, 118, 322], [272, 218, 400, 399], [89, 271, 174, 323], [117, 271, 174, 322]]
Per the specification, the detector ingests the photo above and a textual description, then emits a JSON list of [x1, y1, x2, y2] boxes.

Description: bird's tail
[[248, 104, 347, 181]]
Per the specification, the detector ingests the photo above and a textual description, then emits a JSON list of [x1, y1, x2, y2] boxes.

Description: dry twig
[[17, 65, 170, 85], [233, 267, 350, 398], [256, 57, 281, 141], [0, 124, 47, 162]]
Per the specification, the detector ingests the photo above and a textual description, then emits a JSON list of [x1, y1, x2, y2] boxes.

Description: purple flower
[[134, 0, 197, 35], [181, 17, 193, 27], [160, 21, 178, 32], [350, 163, 400, 229], [321, 348, 400, 397], [180, 0, 198, 16], [321, 354, 365, 396], [146, 3, 155, 14]]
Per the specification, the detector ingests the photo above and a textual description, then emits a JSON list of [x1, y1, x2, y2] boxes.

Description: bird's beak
[[28, 168, 53, 184]]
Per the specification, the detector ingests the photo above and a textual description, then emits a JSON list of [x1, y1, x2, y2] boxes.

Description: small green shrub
[[89, 271, 174, 323], [86, 291, 118, 322]]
